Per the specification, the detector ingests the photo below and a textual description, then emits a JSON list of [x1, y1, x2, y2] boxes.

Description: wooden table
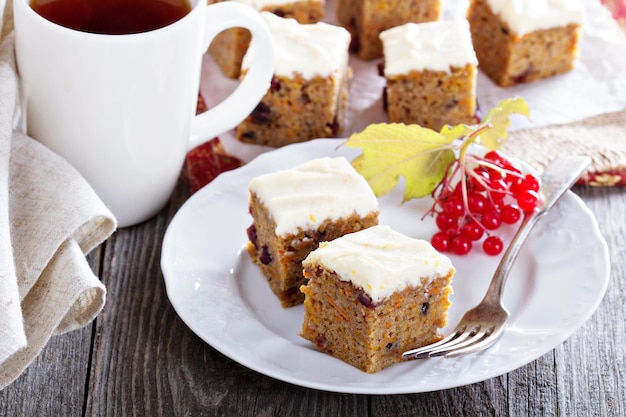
[[0, 175, 624, 416]]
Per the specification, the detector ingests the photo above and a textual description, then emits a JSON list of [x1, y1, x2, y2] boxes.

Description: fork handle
[[481, 155, 591, 305]]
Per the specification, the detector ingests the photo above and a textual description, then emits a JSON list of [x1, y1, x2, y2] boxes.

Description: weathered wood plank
[[0, 327, 93, 417], [507, 352, 558, 417], [372, 376, 508, 417]]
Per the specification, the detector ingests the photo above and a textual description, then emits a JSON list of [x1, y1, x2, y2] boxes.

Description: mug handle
[[188, 2, 274, 150]]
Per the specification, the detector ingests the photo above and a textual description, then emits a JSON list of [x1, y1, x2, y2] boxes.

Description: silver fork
[[403, 155, 591, 360]]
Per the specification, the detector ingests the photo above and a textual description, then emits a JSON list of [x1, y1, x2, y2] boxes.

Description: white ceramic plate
[[161, 139, 610, 394]]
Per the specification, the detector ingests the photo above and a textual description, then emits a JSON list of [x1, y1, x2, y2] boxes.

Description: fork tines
[[402, 324, 502, 359]]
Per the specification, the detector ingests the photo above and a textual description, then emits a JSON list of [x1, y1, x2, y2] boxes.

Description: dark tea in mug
[[30, 0, 192, 35]]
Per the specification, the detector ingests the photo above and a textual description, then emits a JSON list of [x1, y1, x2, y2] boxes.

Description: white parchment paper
[[200, 0, 626, 162]]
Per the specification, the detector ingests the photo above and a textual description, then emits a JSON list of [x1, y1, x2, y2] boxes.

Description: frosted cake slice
[[467, 0, 585, 87], [237, 12, 352, 147], [300, 225, 455, 373], [246, 156, 379, 307], [380, 20, 478, 131]]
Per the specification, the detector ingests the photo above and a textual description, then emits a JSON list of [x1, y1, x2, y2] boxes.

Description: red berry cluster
[[428, 150, 541, 256]]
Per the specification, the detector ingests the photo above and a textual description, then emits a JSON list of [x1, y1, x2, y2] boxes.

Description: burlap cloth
[[0, 5, 116, 390], [503, 108, 626, 186]]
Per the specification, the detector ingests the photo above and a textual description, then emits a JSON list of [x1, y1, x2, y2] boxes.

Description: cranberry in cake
[[467, 0, 585, 87], [246, 156, 379, 307], [380, 20, 478, 131], [237, 12, 352, 147], [300, 225, 455, 373]]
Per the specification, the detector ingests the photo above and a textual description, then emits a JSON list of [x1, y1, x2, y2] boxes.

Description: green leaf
[[477, 97, 530, 150], [439, 123, 478, 143], [344, 123, 456, 200]]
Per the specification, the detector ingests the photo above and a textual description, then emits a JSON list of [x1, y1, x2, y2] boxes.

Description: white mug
[[13, 0, 274, 227]]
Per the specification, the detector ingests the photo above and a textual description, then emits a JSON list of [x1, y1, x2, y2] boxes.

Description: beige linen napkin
[[0, 24, 116, 388]]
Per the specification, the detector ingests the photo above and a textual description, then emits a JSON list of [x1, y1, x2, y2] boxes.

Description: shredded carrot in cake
[[426, 286, 438, 295], [324, 294, 350, 322]]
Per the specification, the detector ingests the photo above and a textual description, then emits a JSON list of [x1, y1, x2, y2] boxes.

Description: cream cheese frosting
[[248, 157, 379, 236], [242, 12, 351, 79], [380, 20, 478, 76], [486, 0, 585, 36], [304, 225, 455, 303]]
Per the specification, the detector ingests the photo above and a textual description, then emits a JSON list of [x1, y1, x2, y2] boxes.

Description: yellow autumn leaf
[[478, 97, 530, 149], [344, 123, 456, 201], [343, 98, 530, 204]]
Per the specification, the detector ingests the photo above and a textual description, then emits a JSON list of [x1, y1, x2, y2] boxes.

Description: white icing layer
[[487, 0, 585, 35], [242, 12, 351, 79], [232, 0, 321, 10], [380, 20, 477, 76], [304, 225, 455, 303], [249, 157, 379, 236]]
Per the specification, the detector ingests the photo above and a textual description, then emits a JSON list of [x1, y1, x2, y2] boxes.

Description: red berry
[[509, 177, 524, 196], [505, 173, 523, 193], [483, 235, 504, 256], [469, 168, 490, 192], [488, 178, 508, 202], [451, 235, 472, 255], [428, 150, 541, 257], [443, 197, 465, 217], [523, 174, 540, 192], [504, 162, 522, 175], [435, 212, 458, 232], [451, 182, 466, 201], [484, 150, 507, 166], [460, 220, 484, 241], [431, 232, 450, 252], [501, 204, 521, 224], [467, 192, 487, 214], [485, 199, 503, 213], [517, 190, 540, 212], [481, 210, 502, 230]]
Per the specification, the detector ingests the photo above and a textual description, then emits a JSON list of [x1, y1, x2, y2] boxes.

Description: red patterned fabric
[[602, 0, 626, 31], [582, 169, 626, 186], [185, 137, 242, 194], [184, 95, 242, 194]]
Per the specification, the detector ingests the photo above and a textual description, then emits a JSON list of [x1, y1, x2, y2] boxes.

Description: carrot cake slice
[[467, 0, 585, 87], [236, 12, 352, 147], [300, 225, 455, 373], [380, 20, 478, 131], [246, 156, 379, 307]]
